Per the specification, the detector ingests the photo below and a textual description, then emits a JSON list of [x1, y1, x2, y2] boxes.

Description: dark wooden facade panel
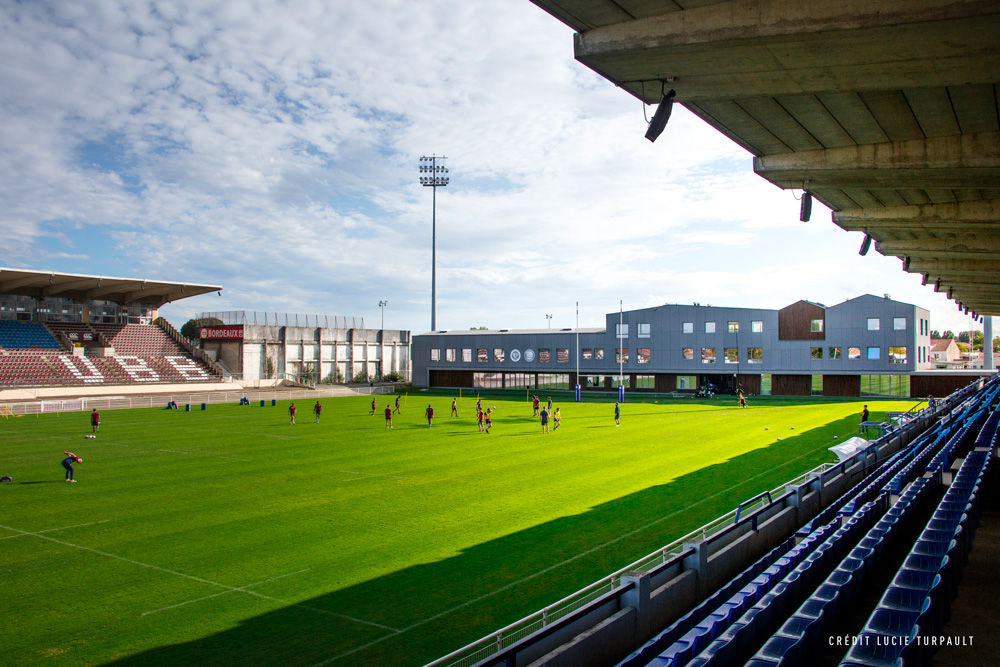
[[428, 369, 474, 388], [823, 374, 861, 397], [656, 374, 678, 393], [910, 374, 981, 399], [778, 300, 826, 341], [736, 374, 762, 396], [772, 374, 812, 396]]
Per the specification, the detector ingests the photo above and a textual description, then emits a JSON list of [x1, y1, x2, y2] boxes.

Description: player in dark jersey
[[289, 403, 297, 425], [425, 404, 434, 428], [90, 409, 100, 433], [385, 404, 393, 428], [62, 452, 82, 482], [314, 401, 322, 423]]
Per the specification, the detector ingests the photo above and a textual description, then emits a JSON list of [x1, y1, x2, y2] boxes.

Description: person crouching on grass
[[62, 452, 82, 482]]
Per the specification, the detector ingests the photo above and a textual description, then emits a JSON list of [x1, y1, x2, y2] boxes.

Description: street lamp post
[[546, 314, 553, 328], [419, 155, 449, 331], [379, 300, 388, 380]]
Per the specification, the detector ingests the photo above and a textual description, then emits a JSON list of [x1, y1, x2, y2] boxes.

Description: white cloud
[[0, 0, 983, 338]]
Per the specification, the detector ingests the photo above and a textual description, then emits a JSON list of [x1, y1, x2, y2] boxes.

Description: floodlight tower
[[419, 155, 449, 331]]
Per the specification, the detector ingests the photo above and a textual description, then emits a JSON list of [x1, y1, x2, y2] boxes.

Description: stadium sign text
[[200, 326, 244, 340]]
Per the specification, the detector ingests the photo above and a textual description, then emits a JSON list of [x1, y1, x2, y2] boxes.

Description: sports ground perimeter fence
[[0, 384, 400, 417]]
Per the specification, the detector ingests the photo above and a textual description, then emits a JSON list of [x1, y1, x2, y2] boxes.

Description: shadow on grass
[[104, 414, 862, 667]]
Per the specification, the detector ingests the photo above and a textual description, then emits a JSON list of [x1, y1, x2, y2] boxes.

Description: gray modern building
[[410, 294, 966, 398]]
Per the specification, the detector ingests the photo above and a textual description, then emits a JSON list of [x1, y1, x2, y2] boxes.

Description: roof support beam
[[833, 200, 1000, 233], [754, 132, 1000, 190], [573, 0, 1000, 102]]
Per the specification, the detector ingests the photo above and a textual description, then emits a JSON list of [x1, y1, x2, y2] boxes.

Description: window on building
[[849, 347, 861, 360], [538, 349, 550, 363], [593, 348, 604, 360], [616, 323, 629, 338], [473, 372, 503, 388], [636, 375, 654, 389], [751, 320, 763, 333], [637, 323, 650, 338], [702, 347, 716, 364], [829, 347, 842, 359], [556, 348, 569, 363], [430, 349, 440, 361], [867, 346, 880, 360], [724, 348, 738, 363], [538, 374, 570, 390], [582, 348, 593, 360], [637, 348, 650, 364], [505, 373, 532, 388], [889, 346, 907, 363], [493, 348, 505, 362], [705, 321, 716, 334], [477, 348, 488, 362], [683, 348, 694, 360], [893, 317, 906, 330], [462, 349, 472, 363], [811, 347, 823, 359], [747, 347, 763, 364], [683, 322, 694, 334], [728, 321, 739, 333], [616, 348, 629, 363], [677, 375, 697, 389], [867, 318, 880, 331], [810, 319, 824, 332], [445, 348, 455, 362]]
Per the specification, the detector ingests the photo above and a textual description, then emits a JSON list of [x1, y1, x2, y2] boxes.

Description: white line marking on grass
[[142, 568, 311, 616], [338, 470, 361, 474], [0, 524, 397, 632], [308, 447, 822, 666], [158, 449, 249, 462], [0, 520, 110, 541]]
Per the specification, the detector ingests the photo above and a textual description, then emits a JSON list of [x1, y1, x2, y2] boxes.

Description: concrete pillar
[[985, 317, 994, 371], [620, 572, 651, 647], [683, 541, 709, 597]]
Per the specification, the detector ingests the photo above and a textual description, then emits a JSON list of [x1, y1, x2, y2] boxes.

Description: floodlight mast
[[419, 155, 449, 331]]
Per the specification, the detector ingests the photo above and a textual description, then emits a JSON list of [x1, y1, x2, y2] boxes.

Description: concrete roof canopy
[[0, 267, 222, 308], [529, 0, 1000, 316]]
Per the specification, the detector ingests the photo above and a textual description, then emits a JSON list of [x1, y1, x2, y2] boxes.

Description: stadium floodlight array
[[419, 155, 450, 331]]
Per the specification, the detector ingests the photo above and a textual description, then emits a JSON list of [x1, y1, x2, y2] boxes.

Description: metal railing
[[0, 384, 403, 416]]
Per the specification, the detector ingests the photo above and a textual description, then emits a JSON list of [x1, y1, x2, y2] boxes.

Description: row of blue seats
[[652, 498, 889, 667], [618, 522, 842, 667], [880, 392, 994, 498], [0, 321, 61, 349], [744, 474, 939, 667], [615, 537, 795, 667], [799, 413, 952, 537], [923, 385, 1000, 478], [841, 410, 998, 667]]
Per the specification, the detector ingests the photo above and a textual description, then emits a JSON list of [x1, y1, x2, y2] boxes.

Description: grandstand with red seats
[[0, 267, 223, 390]]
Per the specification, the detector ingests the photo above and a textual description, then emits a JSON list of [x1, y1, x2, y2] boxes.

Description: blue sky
[[0, 0, 981, 336]]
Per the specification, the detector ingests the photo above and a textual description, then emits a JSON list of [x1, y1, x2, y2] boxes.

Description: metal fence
[[195, 311, 366, 329], [1, 384, 400, 416]]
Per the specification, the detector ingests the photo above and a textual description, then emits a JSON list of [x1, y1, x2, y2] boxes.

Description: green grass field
[[1, 393, 918, 666]]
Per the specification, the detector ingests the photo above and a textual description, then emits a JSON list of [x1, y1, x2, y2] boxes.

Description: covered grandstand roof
[[0, 267, 222, 308]]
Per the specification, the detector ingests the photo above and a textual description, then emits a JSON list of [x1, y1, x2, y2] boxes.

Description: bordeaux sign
[[200, 326, 244, 340]]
